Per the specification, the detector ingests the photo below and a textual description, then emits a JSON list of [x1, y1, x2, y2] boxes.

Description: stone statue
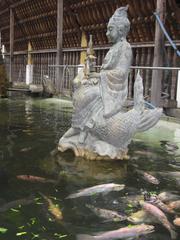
[[58, 6, 162, 160]]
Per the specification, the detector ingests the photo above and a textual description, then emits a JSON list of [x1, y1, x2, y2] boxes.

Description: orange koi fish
[[16, 175, 56, 184], [39, 192, 63, 221]]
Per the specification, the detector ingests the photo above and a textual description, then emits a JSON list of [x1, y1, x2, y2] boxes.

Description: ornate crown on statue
[[109, 5, 129, 25]]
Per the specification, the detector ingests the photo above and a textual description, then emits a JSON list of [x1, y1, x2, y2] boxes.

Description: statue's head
[[106, 5, 130, 43]]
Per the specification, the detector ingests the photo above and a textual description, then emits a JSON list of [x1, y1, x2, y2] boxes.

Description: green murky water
[[0, 96, 180, 240]]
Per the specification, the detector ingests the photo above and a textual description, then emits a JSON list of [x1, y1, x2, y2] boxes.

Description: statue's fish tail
[[134, 70, 144, 112], [137, 108, 163, 132], [133, 70, 162, 132]]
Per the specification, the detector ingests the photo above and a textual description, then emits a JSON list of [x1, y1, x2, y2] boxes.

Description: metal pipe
[[154, 12, 180, 57], [130, 66, 180, 70], [144, 101, 156, 109], [48, 65, 180, 71]]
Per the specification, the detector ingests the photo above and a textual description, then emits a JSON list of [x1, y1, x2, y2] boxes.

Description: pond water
[[0, 96, 180, 240]]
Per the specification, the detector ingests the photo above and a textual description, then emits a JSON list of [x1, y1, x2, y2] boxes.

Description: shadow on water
[[0, 96, 179, 240]]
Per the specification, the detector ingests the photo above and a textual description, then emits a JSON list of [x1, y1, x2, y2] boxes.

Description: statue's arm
[[106, 44, 132, 81], [88, 43, 132, 79]]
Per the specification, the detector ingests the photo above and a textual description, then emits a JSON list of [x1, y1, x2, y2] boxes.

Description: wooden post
[[9, 7, 14, 84], [56, 0, 63, 93], [27, 41, 32, 65], [151, 0, 166, 106], [0, 31, 1, 49], [26, 41, 33, 85]]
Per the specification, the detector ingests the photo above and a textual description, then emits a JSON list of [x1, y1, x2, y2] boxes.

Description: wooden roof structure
[[0, 0, 179, 52]]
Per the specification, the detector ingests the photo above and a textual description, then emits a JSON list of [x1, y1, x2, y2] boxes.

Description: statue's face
[[106, 24, 119, 43], [106, 23, 125, 43]]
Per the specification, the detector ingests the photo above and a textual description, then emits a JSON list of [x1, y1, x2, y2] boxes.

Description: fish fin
[[85, 204, 92, 208], [76, 234, 95, 240], [170, 229, 177, 240], [38, 192, 46, 199], [101, 191, 109, 196], [137, 108, 162, 132], [101, 219, 112, 223], [65, 193, 77, 199]]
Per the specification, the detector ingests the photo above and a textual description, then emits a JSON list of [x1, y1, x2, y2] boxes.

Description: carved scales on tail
[[133, 71, 162, 132], [134, 70, 144, 113]]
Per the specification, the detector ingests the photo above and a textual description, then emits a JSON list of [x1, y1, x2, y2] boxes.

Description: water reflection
[[56, 154, 127, 182], [0, 97, 180, 240]]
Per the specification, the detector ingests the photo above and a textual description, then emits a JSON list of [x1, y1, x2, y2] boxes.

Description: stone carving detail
[[58, 6, 162, 160]]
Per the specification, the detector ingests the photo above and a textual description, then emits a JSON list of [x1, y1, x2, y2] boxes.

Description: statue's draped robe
[[72, 39, 132, 131], [100, 40, 132, 117]]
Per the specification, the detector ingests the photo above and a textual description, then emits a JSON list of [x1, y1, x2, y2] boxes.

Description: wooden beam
[[0, 0, 31, 17], [64, 0, 81, 31], [168, 0, 180, 24], [56, 0, 63, 92], [0, 10, 56, 31], [151, 0, 166, 107], [11, 0, 32, 9], [3, 40, 180, 56], [2, 29, 79, 45], [9, 8, 14, 84], [0, 8, 9, 16], [71, 0, 113, 9]]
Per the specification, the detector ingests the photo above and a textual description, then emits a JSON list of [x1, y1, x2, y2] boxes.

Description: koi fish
[[173, 218, 180, 227], [0, 196, 34, 213], [147, 196, 176, 215], [86, 204, 127, 222], [66, 183, 125, 199], [16, 175, 57, 184], [153, 199, 176, 215], [140, 201, 177, 239], [168, 164, 180, 170], [20, 147, 32, 152], [160, 141, 179, 151], [135, 169, 160, 185], [168, 200, 180, 212], [39, 192, 63, 221], [158, 171, 180, 179], [158, 192, 180, 203], [77, 224, 154, 240], [165, 142, 179, 151]]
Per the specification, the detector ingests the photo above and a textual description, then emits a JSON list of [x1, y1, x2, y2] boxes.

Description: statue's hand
[[88, 72, 100, 79], [81, 79, 89, 85], [87, 72, 100, 85]]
